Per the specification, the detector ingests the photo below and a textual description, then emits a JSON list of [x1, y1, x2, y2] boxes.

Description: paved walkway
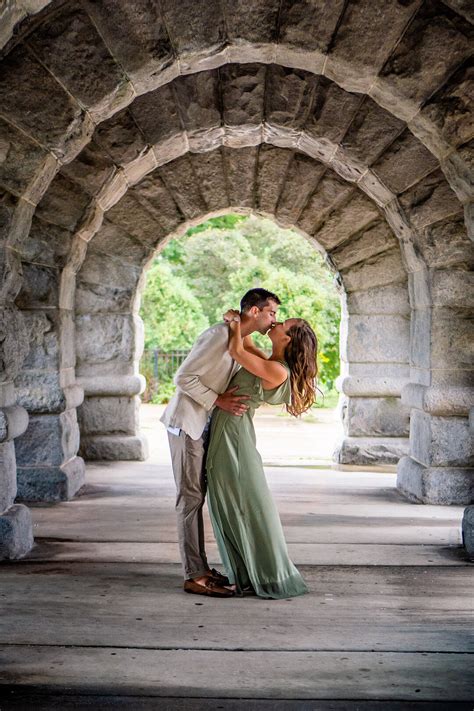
[[1, 406, 472, 709]]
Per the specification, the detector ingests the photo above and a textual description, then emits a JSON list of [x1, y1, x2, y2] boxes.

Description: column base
[[462, 506, 474, 560], [397, 456, 474, 505], [16, 456, 85, 502], [79, 434, 148, 461], [0, 504, 34, 559], [334, 436, 409, 466]]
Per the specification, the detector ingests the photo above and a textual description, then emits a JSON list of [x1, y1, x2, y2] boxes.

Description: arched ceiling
[[0, 0, 472, 312]]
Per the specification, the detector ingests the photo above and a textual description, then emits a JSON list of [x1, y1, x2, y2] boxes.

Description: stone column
[[397, 269, 474, 504], [334, 280, 411, 467], [14, 265, 85, 502], [0, 305, 33, 558], [75, 312, 148, 461]]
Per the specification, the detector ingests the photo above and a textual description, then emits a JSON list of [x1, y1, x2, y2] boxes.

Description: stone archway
[[0, 1, 472, 558]]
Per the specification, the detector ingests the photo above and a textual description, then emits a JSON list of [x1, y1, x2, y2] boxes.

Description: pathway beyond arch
[[1, 405, 471, 707]]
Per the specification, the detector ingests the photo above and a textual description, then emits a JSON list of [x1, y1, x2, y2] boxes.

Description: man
[[161, 288, 281, 597]]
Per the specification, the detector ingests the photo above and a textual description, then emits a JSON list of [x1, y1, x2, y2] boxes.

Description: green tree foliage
[[140, 215, 341, 394], [140, 260, 209, 350]]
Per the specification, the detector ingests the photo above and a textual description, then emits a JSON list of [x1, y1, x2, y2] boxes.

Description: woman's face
[[269, 318, 299, 346]]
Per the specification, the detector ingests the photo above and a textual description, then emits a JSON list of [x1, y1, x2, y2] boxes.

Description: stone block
[[174, 71, 220, 133], [223, 146, 257, 208], [338, 376, 409, 398], [410, 309, 431, 370], [28, 5, 129, 113], [265, 66, 317, 129], [128, 175, 182, 235], [431, 308, 473, 369], [371, 128, 439, 195], [348, 363, 410, 381], [410, 410, 473, 468], [397, 456, 474, 505], [75, 314, 141, 366], [0, 504, 33, 560], [20, 311, 59, 370], [79, 434, 148, 461], [297, 173, 353, 235], [91, 221, 148, 263], [331, 221, 397, 270], [431, 269, 474, 309], [35, 173, 90, 230], [335, 436, 409, 466], [223, 0, 279, 43], [276, 153, 325, 224], [22, 217, 73, 269], [342, 314, 410, 364], [313, 192, 380, 249], [279, 0, 343, 53], [83, 0, 173, 87], [345, 282, 410, 315], [15, 264, 59, 308], [75, 280, 135, 315], [78, 396, 139, 436], [0, 441, 17, 511], [16, 455, 85, 502], [15, 370, 67, 414], [256, 146, 294, 214], [95, 108, 146, 165], [0, 44, 83, 153], [304, 77, 361, 143], [420, 53, 474, 148], [326, 0, 420, 86], [399, 170, 460, 229], [15, 410, 80, 468], [188, 150, 229, 213], [78, 375, 145, 398], [220, 64, 265, 127], [340, 96, 405, 165], [161, 0, 225, 56], [341, 247, 408, 293], [402, 383, 474, 417], [421, 214, 473, 270], [158, 155, 208, 220], [78, 252, 141, 290], [107, 192, 167, 246], [379, 1, 472, 108], [342, 396, 410, 437], [462, 506, 474, 559], [0, 116, 49, 197], [60, 141, 116, 198], [130, 84, 181, 145]]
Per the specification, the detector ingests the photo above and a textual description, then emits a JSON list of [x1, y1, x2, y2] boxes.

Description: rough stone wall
[[0, 0, 472, 558]]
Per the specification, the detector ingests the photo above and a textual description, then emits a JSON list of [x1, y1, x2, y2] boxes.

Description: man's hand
[[215, 386, 250, 416]]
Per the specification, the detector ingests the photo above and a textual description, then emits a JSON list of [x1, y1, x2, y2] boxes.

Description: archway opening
[[138, 212, 342, 466]]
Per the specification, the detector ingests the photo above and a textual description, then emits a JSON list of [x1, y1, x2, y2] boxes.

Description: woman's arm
[[228, 319, 287, 388], [243, 335, 268, 359]]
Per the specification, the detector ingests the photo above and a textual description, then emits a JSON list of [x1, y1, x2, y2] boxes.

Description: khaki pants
[[168, 429, 210, 580]]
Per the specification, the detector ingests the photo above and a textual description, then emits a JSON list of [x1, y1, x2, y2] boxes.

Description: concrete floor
[[1, 405, 473, 710]]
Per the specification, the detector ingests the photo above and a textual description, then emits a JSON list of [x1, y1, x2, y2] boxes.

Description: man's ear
[[249, 306, 259, 318]]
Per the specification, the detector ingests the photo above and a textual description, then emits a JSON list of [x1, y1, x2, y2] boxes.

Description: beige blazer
[[160, 323, 240, 440]]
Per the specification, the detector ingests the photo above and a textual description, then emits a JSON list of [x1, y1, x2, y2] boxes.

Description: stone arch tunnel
[[0, 0, 472, 559]]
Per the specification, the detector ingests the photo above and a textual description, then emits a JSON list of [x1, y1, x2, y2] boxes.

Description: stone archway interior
[[0, 0, 472, 559]]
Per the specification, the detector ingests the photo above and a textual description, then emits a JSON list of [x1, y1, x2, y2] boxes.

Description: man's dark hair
[[240, 288, 281, 313]]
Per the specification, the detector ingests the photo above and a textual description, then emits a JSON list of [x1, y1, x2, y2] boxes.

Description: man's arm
[[174, 326, 250, 415]]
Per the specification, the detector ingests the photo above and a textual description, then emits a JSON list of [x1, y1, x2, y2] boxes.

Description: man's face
[[253, 299, 279, 335]]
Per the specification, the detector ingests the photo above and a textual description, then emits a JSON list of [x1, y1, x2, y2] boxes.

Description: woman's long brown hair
[[284, 319, 318, 417]]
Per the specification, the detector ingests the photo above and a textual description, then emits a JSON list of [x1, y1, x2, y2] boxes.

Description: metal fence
[[140, 348, 189, 401]]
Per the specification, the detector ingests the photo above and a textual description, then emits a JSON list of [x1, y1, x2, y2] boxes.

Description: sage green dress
[[206, 363, 308, 599]]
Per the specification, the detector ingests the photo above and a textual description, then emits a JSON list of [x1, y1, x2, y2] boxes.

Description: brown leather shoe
[[184, 577, 234, 597], [209, 568, 230, 586]]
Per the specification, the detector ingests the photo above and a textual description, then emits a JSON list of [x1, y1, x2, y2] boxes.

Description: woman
[[206, 312, 318, 599]]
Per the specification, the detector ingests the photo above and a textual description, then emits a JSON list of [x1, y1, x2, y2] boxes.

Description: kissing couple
[[161, 288, 318, 599]]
